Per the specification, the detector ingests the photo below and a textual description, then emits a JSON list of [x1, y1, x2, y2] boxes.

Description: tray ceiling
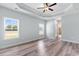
[[0, 3, 75, 20]]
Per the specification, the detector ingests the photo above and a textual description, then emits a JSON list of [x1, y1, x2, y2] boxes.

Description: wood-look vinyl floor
[[0, 39, 79, 56]]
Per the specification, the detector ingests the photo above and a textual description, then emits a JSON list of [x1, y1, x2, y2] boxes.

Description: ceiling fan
[[37, 3, 57, 13]]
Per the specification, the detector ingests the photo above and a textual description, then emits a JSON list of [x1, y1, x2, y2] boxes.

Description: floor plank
[[0, 39, 79, 56]]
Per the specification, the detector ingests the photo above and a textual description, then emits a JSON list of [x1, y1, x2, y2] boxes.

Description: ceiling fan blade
[[49, 8, 53, 11], [43, 3, 48, 7], [46, 3, 48, 6], [37, 7, 45, 9], [43, 10, 45, 12], [49, 3, 57, 7]]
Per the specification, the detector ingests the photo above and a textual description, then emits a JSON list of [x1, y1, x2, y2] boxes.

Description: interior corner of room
[[0, 3, 79, 56]]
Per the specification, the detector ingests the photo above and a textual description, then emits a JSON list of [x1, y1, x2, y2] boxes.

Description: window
[[4, 17, 19, 40], [38, 23, 44, 35]]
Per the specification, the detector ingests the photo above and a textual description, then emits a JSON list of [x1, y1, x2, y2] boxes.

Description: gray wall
[[46, 20, 55, 40], [62, 13, 79, 43], [0, 6, 46, 48]]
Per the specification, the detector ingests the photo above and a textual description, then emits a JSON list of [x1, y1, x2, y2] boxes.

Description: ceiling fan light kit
[[37, 3, 57, 13]]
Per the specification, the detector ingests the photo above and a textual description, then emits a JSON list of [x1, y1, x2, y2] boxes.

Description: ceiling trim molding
[[16, 3, 73, 20], [0, 3, 74, 20]]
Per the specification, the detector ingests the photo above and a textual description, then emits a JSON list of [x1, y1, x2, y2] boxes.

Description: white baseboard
[[0, 36, 45, 49], [62, 39, 79, 44]]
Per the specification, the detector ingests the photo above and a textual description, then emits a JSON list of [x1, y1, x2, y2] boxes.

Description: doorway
[[55, 17, 62, 41]]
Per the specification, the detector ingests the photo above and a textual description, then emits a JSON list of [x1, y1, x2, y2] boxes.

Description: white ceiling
[[0, 3, 79, 20], [24, 3, 72, 16]]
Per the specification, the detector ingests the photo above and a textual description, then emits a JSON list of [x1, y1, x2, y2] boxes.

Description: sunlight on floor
[[37, 40, 47, 56]]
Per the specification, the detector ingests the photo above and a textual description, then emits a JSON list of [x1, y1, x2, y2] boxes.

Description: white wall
[[62, 13, 79, 43], [0, 6, 46, 49]]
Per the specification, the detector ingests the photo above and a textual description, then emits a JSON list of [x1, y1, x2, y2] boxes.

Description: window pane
[[38, 23, 44, 35], [4, 17, 19, 40]]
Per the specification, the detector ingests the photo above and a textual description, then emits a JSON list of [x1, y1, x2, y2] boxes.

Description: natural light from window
[[4, 17, 19, 40], [38, 23, 44, 35]]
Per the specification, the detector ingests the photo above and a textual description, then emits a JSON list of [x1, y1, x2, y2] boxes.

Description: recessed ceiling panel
[[0, 3, 73, 20], [21, 3, 72, 17]]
